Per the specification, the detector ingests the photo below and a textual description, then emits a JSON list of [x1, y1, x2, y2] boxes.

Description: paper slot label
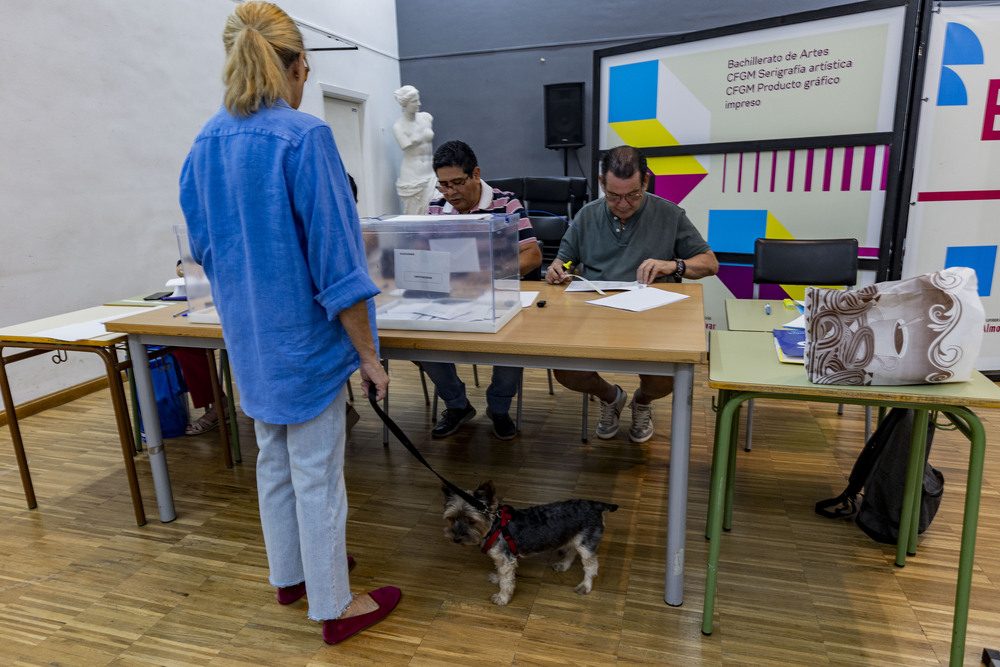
[[395, 249, 450, 293]]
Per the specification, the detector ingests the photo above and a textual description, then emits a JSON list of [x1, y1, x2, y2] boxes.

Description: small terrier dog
[[442, 480, 618, 606]]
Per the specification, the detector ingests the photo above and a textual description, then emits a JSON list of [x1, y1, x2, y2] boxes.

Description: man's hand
[[545, 259, 571, 284], [637, 258, 673, 285], [359, 358, 389, 403]]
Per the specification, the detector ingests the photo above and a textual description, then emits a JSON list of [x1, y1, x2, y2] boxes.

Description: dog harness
[[480, 505, 517, 556]]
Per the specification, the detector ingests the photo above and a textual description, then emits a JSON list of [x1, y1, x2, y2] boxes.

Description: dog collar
[[480, 505, 517, 556]]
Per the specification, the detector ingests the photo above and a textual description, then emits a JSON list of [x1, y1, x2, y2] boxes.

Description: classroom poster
[[903, 6, 1000, 371], [596, 7, 906, 329]]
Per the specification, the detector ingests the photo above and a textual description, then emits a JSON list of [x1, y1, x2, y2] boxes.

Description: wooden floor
[[2, 363, 999, 666]]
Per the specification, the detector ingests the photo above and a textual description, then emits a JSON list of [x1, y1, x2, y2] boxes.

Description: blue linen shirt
[[179, 100, 379, 425]]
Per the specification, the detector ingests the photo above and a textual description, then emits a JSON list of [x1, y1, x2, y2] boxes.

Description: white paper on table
[[394, 249, 450, 292], [784, 314, 806, 329], [564, 280, 640, 292], [428, 237, 480, 273], [586, 289, 689, 312], [520, 291, 539, 308], [32, 305, 167, 341]]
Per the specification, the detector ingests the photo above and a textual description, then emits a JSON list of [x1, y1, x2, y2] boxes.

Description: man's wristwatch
[[673, 258, 686, 279]]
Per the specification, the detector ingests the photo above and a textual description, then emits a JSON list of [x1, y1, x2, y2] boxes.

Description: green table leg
[[947, 406, 985, 667], [125, 346, 143, 452], [706, 389, 729, 540], [723, 401, 741, 532], [895, 410, 929, 566], [906, 410, 929, 558], [702, 391, 747, 635], [220, 350, 240, 462]]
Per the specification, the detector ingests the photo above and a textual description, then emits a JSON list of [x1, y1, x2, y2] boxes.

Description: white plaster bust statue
[[392, 85, 438, 215]]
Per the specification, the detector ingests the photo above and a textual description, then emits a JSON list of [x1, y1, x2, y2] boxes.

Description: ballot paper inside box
[[361, 214, 522, 333], [174, 224, 219, 324]]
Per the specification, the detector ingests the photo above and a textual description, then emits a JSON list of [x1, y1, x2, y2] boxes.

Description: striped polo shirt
[[426, 179, 537, 246]]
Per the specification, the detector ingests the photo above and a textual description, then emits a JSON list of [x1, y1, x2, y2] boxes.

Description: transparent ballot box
[[174, 224, 219, 324], [361, 214, 522, 333]]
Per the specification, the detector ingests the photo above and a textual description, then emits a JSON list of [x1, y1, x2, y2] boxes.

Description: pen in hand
[[562, 260, 574, 282]]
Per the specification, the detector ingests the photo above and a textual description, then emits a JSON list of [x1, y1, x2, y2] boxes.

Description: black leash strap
[[366, 386, 489, 515]]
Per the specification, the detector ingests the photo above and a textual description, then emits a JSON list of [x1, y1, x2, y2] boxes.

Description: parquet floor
[[1, 364, 998, 666]]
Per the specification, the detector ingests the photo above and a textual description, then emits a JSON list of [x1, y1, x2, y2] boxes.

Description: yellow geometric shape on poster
[[765, 213, 793, 240], [647, 156, 707, 176], [609, 119, 677, 148], [764, 212, 845, 300]]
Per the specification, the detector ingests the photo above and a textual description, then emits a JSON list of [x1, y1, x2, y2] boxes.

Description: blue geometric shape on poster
[[942, 23, 984, 66], [707, 210, 767, 254], [609, 61, 658, 123], [944, 245, 997, 297], [937, 66, 967, 106]]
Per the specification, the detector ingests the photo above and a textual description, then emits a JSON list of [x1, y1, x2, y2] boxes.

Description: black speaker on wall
[[544, 82, 585, 149]]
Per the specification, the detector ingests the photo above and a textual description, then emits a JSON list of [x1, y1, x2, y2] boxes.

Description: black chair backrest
[[489, 177, 525, 202], [523, 176, 572, 219], [530, 215, 569, 266], [522, 176, 589, 219], [753, 238, 859, 287]]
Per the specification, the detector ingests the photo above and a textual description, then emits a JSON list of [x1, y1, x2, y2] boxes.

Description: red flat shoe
[[322, 586, 401, 645], [276, 556, 356, 605], [277, 581, 306, 605]]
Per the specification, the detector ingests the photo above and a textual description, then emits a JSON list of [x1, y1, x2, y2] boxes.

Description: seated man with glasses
[[544, 144, 718, 443], [422, 140, 542, 440]]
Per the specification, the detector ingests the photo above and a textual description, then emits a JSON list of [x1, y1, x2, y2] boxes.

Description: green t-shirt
[[555, 194, 710, 283]]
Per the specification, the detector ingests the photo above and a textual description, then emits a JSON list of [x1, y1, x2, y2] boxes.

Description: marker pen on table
[[765, 304, 771, 315]]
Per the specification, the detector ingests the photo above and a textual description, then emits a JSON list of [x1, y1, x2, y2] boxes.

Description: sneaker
[[629, 393, 654, 443], [431, 402, 476, 438], [486, 409, 517, 441], [596, 385, 627, 439]]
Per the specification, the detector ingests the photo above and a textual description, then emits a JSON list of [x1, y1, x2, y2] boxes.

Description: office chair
[[531, 215, 570, 266], [489, 176, 525, 202], [746, 237, 862, 451]]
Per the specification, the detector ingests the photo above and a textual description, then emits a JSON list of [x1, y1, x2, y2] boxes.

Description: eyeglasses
[[605, 189, 644, 204], [436, 176, 470, 192]]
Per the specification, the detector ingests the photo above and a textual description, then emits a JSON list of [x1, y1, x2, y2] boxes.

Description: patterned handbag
[[804, 267, 985, 386]]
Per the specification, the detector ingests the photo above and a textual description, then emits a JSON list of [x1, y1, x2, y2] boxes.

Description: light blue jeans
[[254, 388, 352, 621], [420, 362, 521, 414]]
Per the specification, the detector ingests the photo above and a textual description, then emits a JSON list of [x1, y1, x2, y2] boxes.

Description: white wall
[[0, 0, 401, 404]]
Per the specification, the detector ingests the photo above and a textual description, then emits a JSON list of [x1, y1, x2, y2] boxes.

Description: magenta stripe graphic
[[861, 146, 876, 191], [822, 148, 834, 191], [918, 189, 1000, 201], [881, 146, 890, 190], [804, 149, 815, 192], [786, 151, 795, 191], [737, 153, 744, 193], [770, 150, 777, 192], [841, 146, 854, 191], [722, 153, 727, 193], [753, 152, 760, 192]]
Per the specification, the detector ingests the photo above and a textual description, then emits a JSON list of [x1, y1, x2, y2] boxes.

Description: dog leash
[[366, 386, 491, 515]]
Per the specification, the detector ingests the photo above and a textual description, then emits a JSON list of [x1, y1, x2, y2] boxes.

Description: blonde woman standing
[[179, 1, 400, 644]]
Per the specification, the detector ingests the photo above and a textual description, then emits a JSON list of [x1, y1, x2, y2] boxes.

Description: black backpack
[[816, 408, 944, 544]]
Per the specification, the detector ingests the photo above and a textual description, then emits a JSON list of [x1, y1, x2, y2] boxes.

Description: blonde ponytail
[[221, 1, 304, 117]]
